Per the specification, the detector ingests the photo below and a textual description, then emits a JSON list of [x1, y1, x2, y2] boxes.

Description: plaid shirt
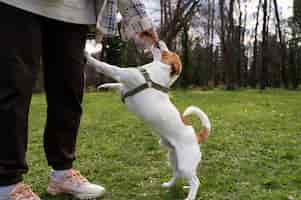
[[96, 0, 154, 41]]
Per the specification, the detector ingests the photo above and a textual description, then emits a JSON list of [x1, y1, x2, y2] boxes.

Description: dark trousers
[[0, 3, 88, 185]]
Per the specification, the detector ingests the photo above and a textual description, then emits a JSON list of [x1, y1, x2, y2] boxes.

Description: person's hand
[[85, 40, 102, 57], [138, 29, 159, 46]]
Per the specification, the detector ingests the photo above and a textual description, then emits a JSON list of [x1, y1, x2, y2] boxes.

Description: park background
[[32, 0, 301, 92], [27, 0, 301, 199]]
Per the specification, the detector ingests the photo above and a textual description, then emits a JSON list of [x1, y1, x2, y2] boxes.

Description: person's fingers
[[139, 29, 159, 44], [152, 31, 159, 42], [95, 31, 103, 43]]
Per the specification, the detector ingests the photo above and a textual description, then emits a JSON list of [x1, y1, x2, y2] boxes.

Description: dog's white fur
[[85, 41, 211, 200]]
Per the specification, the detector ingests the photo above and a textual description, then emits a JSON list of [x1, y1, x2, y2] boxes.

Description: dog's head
[[151, 41, 182, 86]]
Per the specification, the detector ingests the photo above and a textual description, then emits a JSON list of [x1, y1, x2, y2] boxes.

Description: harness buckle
[[147, 81, 152, 88]]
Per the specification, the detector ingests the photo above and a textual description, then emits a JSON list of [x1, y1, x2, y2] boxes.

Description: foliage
[[294, 0, 301, 31], [30, 1, 301, 91], [26, 90, 301, 199]]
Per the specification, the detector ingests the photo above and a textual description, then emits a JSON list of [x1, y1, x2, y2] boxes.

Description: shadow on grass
[[39, 184, 188, 200], [40, 193, 77, 200], [161, 184, 188, 200], [40, 191, 114, 200]]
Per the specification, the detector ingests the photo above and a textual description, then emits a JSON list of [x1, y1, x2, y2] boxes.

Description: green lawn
[[26, 90, 301, 200]]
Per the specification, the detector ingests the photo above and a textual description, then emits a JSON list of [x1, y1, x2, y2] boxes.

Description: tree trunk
[[211, 0, 217, 86], [219, 0, 227, 86], [289, 42, 298, 89], [273, 0, 288, 88], [260, 0, 268, 90], [250, 0, 261, 88], [181, 24, 191, 87], [225, 0, 236, 90], [206, 0, 211, 87], [236, 0, 242, 88], [242, 4, 248, 87]]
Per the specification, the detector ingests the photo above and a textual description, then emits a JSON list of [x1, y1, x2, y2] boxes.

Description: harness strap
[[121, 68, 169, 103]]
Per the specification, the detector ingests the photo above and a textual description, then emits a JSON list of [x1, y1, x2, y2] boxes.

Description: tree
[[260, 0, 268, 89], [294, 0, 301, 31], [273, 0, 288, 88], [250, 0, 262, 88], [210, 0, 217, 86], [181, 23, 193, 86], [160, 0, 201, 47]]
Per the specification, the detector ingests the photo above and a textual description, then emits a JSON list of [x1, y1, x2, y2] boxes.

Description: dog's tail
[[183, 106, 211, 144]]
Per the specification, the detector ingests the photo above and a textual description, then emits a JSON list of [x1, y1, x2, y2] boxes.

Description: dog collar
[[121, 68, 169, 103]]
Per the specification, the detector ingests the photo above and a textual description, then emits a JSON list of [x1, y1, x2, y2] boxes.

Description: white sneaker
[[47, 169, 105, 199], [8, 183, 41, 200]]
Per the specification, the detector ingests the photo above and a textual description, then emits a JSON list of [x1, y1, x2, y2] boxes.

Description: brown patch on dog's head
[[161, 51, 182, 75]]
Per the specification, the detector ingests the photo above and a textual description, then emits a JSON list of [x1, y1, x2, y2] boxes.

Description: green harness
[[121, 68, 169, 103]]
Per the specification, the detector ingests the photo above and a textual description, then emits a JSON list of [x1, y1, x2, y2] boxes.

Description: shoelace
[[10, 184, 36, 199], [67, 170, 88, 184]]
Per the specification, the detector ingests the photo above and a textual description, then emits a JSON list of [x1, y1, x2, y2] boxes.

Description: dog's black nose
[[155, 42, 160, 49]]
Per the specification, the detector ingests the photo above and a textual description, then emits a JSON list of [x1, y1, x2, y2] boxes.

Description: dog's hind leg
[[162, 149, 180, 188], [159, 139, 180, 188], [176, 147, 201, 200], [185, 175, 200, 200]]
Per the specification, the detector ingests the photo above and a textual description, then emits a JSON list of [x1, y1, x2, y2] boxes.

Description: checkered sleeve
[[96, 0, 154, 40], [96, 0, 118, 36]]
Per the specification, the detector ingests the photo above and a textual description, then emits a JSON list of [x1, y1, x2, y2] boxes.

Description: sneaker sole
[[75, 191, 106, 200], [48, 187, 106, 200]]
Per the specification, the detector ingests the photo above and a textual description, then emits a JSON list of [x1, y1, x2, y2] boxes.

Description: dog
[[85, 41, 211, 200]]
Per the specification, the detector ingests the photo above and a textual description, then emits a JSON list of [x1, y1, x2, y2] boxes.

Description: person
[[0, 0, 158, 199]]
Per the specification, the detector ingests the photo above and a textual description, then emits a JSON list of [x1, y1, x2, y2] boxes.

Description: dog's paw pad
[[183, 186, 190, 190], [161, 182, 173, 188]]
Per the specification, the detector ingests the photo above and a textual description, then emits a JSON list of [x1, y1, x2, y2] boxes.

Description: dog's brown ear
[[170, 53, 182, 75], [161, 51, 182, 75]]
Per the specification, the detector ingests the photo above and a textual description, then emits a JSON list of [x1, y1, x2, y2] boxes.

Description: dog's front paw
[[161, 181, 175, 189], [84, 50, 90, 58], [97, 84, 107, 90], [184, 197, 196, 200]]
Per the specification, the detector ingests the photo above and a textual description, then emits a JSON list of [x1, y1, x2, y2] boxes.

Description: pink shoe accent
[[47, 181, 64, 196], [47, 169, 105, 199], [10, 183, 40, 200]]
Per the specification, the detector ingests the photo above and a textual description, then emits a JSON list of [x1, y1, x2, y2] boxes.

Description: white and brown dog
[[85, 41, 211, 200]]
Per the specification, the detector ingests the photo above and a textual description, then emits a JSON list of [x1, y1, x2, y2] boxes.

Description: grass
[[26, 89, 301, 200]]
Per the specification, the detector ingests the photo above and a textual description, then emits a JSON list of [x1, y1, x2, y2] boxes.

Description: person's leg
[[41, 18, 105, 199], [0, 3, 41, 186], [41, 18, 87, 170]]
